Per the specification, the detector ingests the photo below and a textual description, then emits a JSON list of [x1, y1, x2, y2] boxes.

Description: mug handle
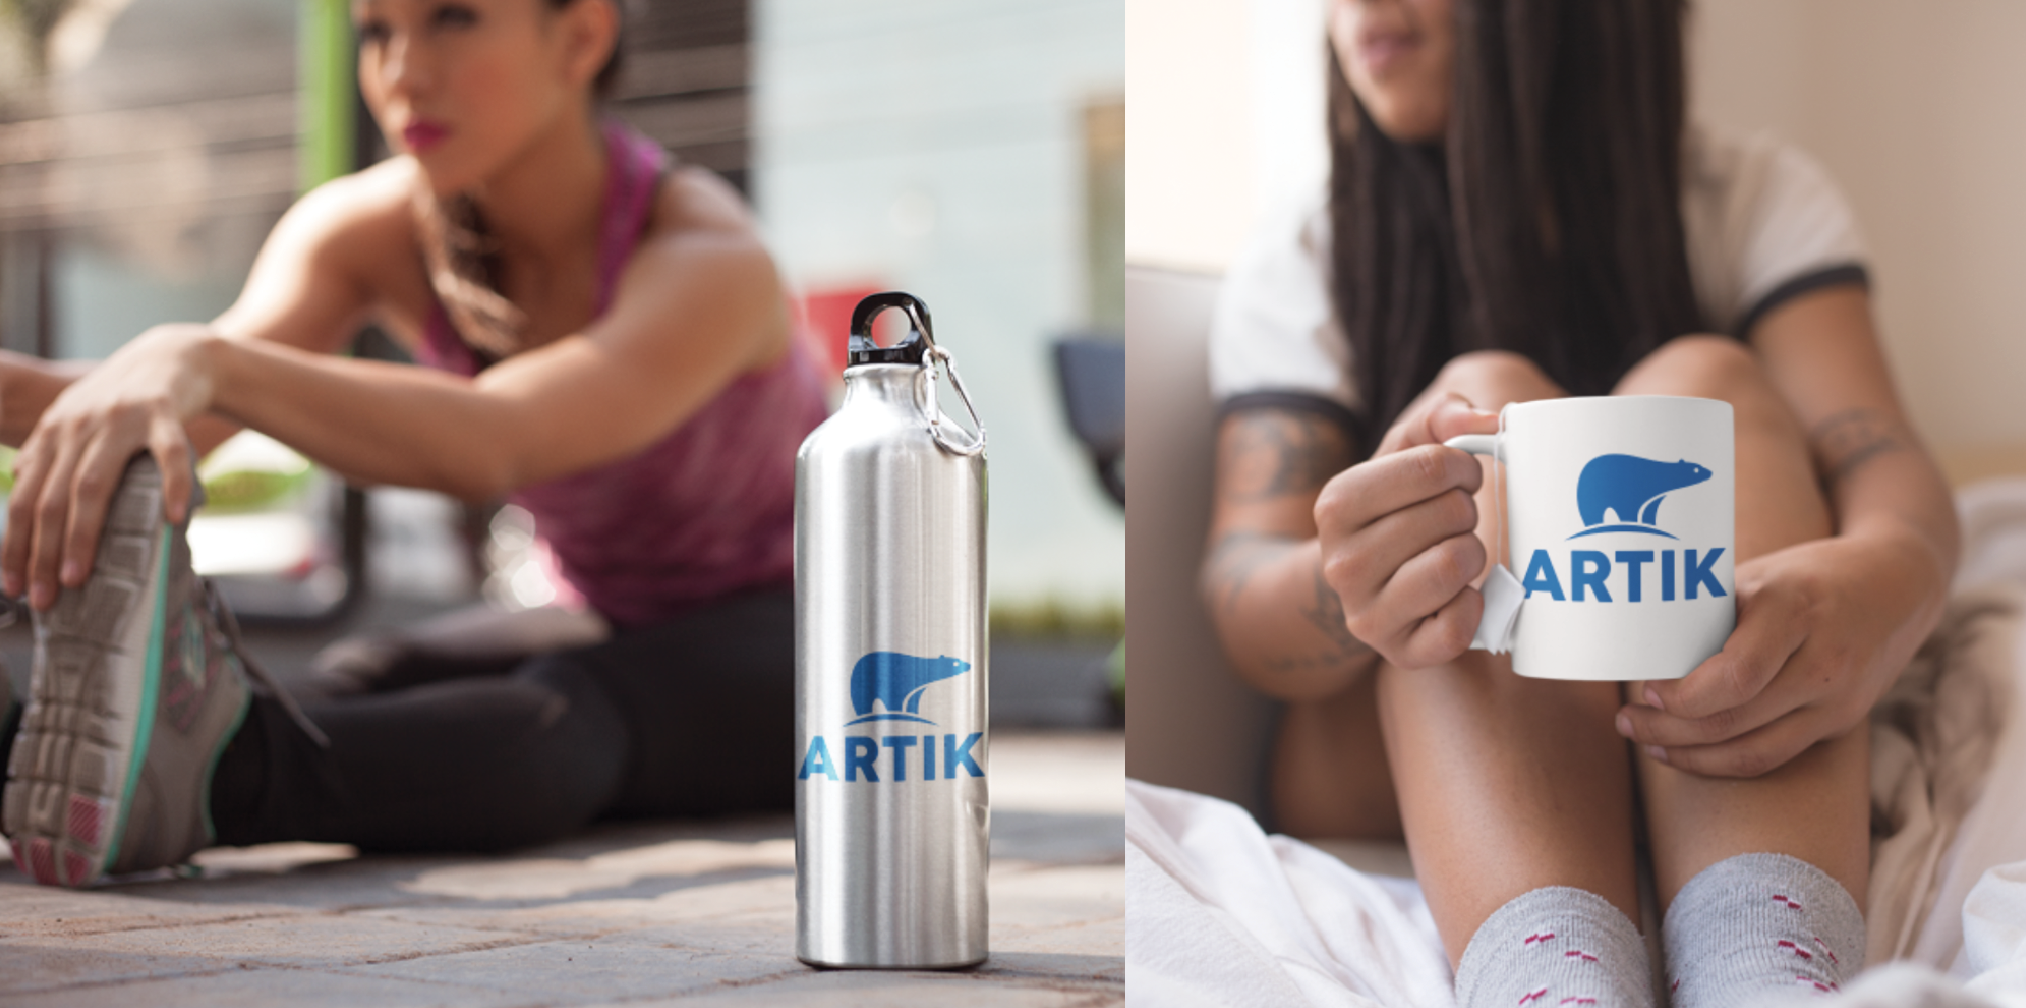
[[1441, 433, 1522, 654], [1444, 434, 1499, 459]]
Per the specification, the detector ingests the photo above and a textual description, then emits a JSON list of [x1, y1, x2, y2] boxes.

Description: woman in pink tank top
[[0, 0, 829, 863]]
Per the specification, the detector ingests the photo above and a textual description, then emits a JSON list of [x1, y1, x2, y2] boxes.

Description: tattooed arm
[[1752, 285, 1957, 578], [1200, 407, 1376, 700], [1617, 284, 1960, 777]]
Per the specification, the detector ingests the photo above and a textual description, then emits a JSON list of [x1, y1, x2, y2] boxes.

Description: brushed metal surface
[[795, 363, 989, 969]]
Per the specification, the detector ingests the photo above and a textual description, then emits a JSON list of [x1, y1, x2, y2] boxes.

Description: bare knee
[[1427, 350, 1565, 410], [1616, 335, 1763, 401], [1621, 336, 1832, 554]]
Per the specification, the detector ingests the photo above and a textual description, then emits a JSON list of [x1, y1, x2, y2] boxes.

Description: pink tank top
[[415, 121, 830, 627]]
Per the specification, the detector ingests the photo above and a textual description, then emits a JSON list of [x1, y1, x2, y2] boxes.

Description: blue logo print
[[799, 650, 984, 783], [1567, 454, 1712, 540], [847, 652, 971, 726]]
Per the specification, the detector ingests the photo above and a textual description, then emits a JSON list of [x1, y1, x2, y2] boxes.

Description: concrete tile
[[394, 838, 795, 902], [116, 827, 798, 916], [105, 851, 473, 913], [50, 913, 537, 969], [0, 882, 294, 940], [993, 917, 1123, 958], [980, 949, 1125, 986], [990, 864, 1125, 930], [596, 912, 794, 957], [0, 940, 232, 996], [336, 936, 793, 1002], [2, 967, 553, 1008], [587, 968, 1121, 1007], [363, 875, 799, 936], [0, 733, 1121, 1005]]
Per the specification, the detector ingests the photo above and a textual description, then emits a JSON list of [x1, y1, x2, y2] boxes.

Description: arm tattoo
[[1207, 408, 1370, 674], [1221, 411, 1352, 503], [1298, 562, 1369, 662], [1204, 530, 1289, 616], [1810, 407, 1908, 486], [1204, 534, 1374, 672]]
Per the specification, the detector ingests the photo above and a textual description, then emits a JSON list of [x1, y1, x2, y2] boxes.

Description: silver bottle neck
[[842, 363, 932, 412]]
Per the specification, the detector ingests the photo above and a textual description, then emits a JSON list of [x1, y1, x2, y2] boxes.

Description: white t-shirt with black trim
[[1208, 124, 1869, 425]]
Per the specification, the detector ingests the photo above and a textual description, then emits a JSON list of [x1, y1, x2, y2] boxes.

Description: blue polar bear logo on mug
[[1567, 454, 1713, 540], [846, 652, 972, 726]]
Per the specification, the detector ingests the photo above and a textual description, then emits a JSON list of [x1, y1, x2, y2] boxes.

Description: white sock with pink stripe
[[1454, 886, 1657, 1008], [1661, 852, 1864, 1007]]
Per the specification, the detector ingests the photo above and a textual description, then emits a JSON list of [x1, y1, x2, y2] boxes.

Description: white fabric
[[1962, 863, 2026, 1005], [1126, 780, 1452, 1008], [1679, 125, 1869, 334], [1208, 124, 1868, 411], [1208, 185, 1359, 410], [1131, 780, 2026, 1008], [1923, 483, 2026, 974], [1867, 584, 2021, 966]]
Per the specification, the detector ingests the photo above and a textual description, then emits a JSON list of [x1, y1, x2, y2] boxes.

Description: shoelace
[[199, 579, 331, 748]]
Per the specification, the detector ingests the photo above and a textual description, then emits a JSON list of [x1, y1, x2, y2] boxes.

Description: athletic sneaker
[[1, 454, 319, 886]]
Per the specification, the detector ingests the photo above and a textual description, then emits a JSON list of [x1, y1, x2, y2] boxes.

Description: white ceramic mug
[[1445, 395, 1735, 681]]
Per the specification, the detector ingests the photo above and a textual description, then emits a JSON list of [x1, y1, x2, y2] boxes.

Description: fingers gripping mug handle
[[1441, 433, 1523, 654], [1444, 434, 1499, 459]]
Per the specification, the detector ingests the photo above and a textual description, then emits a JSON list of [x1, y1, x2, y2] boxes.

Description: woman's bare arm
[[1752, 286, 1958, 575], [1623, 285, 1960, 773], [204, 222, 783, 498], [2, 167, 786, 608], [1201, 408, 1377, 700], [0, 354, 93, 447], [0, 170, 386, 453]]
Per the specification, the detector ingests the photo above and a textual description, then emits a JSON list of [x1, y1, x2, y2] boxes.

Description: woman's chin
[[1366, 100, 1448, 144], [408, 153, 484, 201]]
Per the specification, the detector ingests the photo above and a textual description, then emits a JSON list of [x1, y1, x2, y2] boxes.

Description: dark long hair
[[412, 0, 627, 360], [1329, 0, 1703, 454]]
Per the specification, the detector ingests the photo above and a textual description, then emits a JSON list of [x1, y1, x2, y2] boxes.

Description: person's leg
[[1269, 677, 1400, 840], [213, 587, 796, 851], [569, 586, 796, 817], [1612, 336, 1868, 999], [1370, 352, 1646, 962], [304, 604, 610, 699], [212, 651, 629, 853], [1613, 337, 1868, 905]]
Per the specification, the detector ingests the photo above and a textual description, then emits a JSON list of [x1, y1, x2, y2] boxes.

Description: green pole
[[299, 0, 355, 192]]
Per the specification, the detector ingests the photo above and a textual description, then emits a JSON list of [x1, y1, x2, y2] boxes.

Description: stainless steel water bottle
[[794, 291, 989, 969]]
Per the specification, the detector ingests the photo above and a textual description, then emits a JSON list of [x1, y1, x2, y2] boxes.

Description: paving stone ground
[[0, 731, 1123, 1007]]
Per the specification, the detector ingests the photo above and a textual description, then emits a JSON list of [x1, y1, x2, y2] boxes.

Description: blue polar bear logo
[[1568, 454, 1712, 540], [847, 652, 972, 726]]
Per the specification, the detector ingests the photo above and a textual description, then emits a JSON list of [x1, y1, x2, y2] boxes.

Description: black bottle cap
[[846, 292, 934, 367]]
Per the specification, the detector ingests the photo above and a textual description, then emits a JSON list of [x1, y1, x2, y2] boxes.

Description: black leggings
[[210, 588, 794, 853]]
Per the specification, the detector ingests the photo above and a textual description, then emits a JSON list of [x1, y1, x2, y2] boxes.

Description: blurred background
[[0, 0, 1124, 727], [1132, 0, 2026, 481], [1128, 0, 2026, 802]]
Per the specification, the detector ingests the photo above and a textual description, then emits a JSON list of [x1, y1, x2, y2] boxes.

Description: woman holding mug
[[1202, 0, 1956, 1003]]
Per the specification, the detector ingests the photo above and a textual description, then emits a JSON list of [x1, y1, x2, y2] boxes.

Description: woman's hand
[[3, 324, 216, 609], [1615, 529, 1945, 777], [1313, 394, 1501, 670]]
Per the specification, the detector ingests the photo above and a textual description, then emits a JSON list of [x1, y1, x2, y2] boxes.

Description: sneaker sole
[[3, 460, 171, 887]]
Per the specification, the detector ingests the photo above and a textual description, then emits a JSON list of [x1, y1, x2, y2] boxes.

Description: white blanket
[[1128, 780, 2026, 1007], [1126, 779, 1451, 1008], [1127, 481, 2026, 1007]]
